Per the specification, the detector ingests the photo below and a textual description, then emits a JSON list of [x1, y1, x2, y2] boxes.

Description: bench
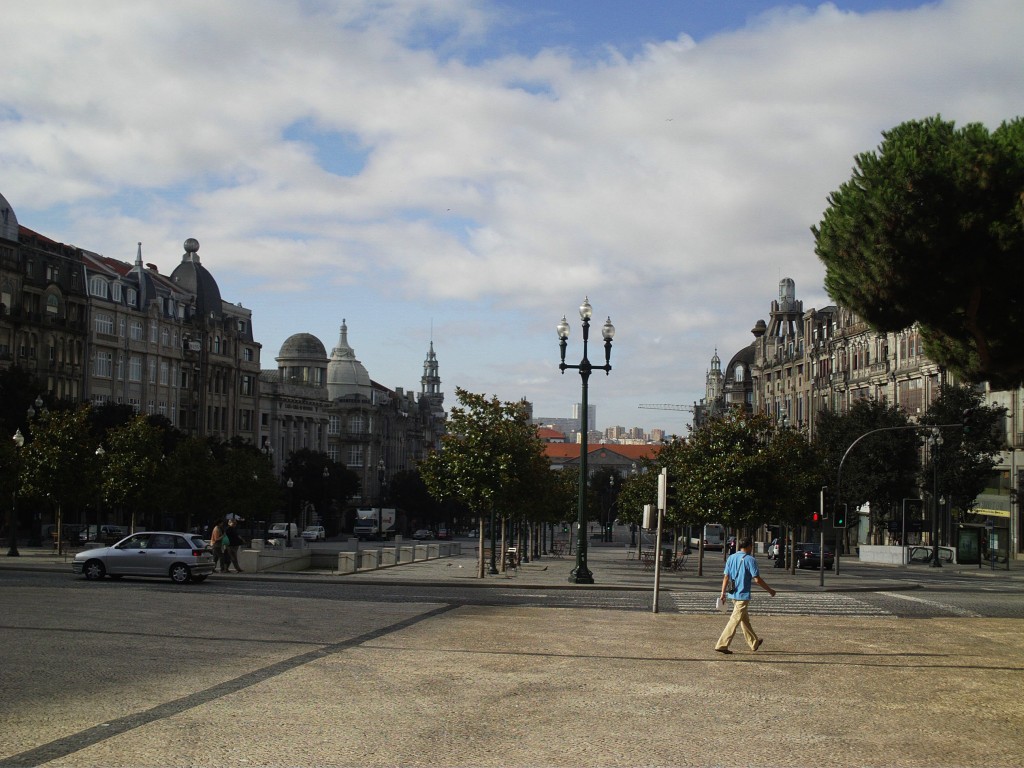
[[549, 542, 566, 558]]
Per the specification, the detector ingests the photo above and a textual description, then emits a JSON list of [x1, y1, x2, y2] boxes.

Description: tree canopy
[[813, 115, 1024, 388]]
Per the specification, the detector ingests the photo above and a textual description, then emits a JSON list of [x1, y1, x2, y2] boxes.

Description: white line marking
[[878, 591, 981, 617]]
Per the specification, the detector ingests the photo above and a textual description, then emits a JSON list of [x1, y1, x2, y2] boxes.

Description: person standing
[[224, 518, 245, 573], [715, 537, 776, 655], [209, 519, 227, 573]]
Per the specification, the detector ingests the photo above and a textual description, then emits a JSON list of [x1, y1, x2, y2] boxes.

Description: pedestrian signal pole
[[652, 468, 667, 614]]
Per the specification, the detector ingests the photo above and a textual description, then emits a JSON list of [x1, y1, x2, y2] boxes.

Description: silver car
[[73, 531, 216, 584]]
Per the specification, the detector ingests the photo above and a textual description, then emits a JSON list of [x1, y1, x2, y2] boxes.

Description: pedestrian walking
[[224, 518, 245, 573], [209, 519, 228, 573], [715, 536, 776, 655]]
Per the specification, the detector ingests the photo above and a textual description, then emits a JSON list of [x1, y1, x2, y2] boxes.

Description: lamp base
[[568, 566, 594, 585]]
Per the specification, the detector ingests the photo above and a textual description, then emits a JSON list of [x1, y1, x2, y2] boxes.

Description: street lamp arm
[[834, 422, 964, 517]]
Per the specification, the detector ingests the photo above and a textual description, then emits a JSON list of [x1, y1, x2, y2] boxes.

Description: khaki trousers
[[716, 599, 759, 650]]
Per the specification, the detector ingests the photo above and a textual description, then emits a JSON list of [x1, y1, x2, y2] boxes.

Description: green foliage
[[813, 115, 1024, 388], [100, 416, 165, 526], [814, 399, 920, 536], [19, 406, 99, 511], [920, 384, 1005, 518], [644, 412, 822, 533], [419, 388, 547, 521]]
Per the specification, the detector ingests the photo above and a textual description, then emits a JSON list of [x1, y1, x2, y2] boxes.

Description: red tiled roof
[[543, 443, 661, 461]]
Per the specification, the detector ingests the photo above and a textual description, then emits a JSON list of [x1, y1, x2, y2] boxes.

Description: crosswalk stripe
[[667, 591, 891, 616]]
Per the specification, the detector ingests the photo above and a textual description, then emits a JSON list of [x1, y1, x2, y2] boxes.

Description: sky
[[3, 0, 1023, 435]]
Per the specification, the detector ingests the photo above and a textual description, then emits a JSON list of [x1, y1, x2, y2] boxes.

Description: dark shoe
[[714, 647, 733, 655], [752, 639, 763, 652]]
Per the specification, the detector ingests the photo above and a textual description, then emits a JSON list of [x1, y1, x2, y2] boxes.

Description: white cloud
[[2, 0, 1023, 429]]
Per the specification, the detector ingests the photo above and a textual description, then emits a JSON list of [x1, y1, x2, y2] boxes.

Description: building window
[[119, 317, 126, 337], [129, 356, 143, 382], [126, 288, 137, 307], [240, 374, 254, 396], [327, 446, 339, 462], [149, 323, 158, 343], [348, 414, 366, 434], [161, 327, 169, 347], [111, 283, 122, 302], [160, 361, 169, 385], [328, 415, 340, 435], [89, 276, 108, 299], [130, 321, 143, 341], [243, 347, 254, 362], [348, 445, 364, 467], [94, 313, 114, 335], [148, 358, 156, 383], [45, 294, 59, 314], [94, 351, 113, 378], [116, 354, 124, 381]]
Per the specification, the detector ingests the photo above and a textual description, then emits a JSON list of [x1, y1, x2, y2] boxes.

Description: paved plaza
[[1, 545, 1022, 767]]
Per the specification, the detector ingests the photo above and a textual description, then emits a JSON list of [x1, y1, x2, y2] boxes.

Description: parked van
[[267, 522, 299, 540], [686, 523, 726, 551]]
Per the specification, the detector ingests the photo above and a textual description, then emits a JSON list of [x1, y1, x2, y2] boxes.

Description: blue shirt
[[724, 551, 759, 600]]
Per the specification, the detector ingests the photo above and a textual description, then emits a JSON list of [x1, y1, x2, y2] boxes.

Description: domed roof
[[0, 191, 19, 242], [170, 238, 223, 319], [278, 333, 328, 362], [327, 320, 372, 400]]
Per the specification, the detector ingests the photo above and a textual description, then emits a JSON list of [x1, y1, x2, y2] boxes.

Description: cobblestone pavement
[[2, 545, 1022, 767]]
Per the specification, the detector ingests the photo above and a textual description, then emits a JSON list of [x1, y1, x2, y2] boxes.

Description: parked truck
[[353, 508, 397, 540]]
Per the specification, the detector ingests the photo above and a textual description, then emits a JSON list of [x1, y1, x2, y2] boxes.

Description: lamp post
[[377, 458, 386, 542], [93, 445, 106, 545], [8, 430, 25, 556], [929, 429, 943, 567], [286, 478, 294, 547], [321, 466, 330, 532], [605, 474, 615, 543], [557, 296, 615, 584]]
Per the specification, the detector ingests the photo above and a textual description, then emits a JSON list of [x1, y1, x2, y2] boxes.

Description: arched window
[[45, 294, 59, 314]]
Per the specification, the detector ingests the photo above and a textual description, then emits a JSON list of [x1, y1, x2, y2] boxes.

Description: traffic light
[[819, 486, 830, 520], [812, 510, 821, 524], [962, 408, 976, 435], [835, 504, 846, 527]]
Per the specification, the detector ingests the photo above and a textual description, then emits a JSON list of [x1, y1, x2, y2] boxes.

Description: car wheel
[[169, 563, 192, 584], [83, 560, 106, 580]]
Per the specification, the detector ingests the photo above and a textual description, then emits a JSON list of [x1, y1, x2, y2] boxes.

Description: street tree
[[419, 388, 543, 578], [281, 448, 359, 535], [813, 115, 1024, 388], [814, 399, 920, 543], [18, 406, 99, 552], [157, 436, 221, 532], [920, 384, 1005, 530], [218, 442, 281, 531], [100, 415, 165, 532]]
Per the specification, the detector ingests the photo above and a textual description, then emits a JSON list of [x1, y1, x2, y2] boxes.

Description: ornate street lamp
[[557, 296, 615, 584], [8, 430, 26, 556]]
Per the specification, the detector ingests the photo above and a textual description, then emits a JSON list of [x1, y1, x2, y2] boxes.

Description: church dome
[[0, 191, 20, 242], [276, 333, 328, 388], [327, 320, 372, 400], [278, 333, 327, 361]]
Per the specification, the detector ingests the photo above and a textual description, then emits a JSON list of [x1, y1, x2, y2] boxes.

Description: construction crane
[[638, 404, 698, 438], [638, 404, 696, 412]]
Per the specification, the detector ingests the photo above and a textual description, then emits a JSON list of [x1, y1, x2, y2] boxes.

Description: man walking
[[715, 537, 776, 655]]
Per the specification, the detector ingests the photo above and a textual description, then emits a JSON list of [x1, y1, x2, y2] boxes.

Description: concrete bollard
[[380, 548, 396, 567], [337, 551, 356, 574], [359, 549, 379, 570]]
